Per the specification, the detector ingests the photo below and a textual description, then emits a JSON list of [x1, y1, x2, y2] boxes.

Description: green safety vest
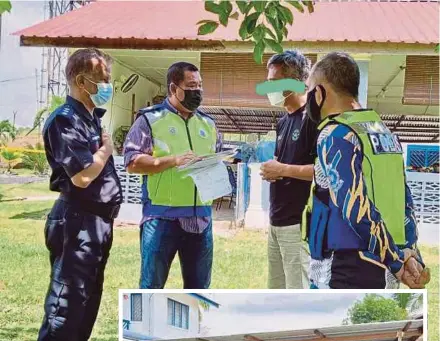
[[142, 106, 217, 212], [302, 110, 406, 245]]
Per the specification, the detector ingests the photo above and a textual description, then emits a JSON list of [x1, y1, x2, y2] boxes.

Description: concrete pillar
[[356, 59, 370, 108], [244, 163, 270, 229]]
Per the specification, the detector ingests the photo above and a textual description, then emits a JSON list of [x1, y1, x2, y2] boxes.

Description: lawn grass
[[0, 195, 438, 341], [0, 181, 50, 200], [0, 199, 268, 341]]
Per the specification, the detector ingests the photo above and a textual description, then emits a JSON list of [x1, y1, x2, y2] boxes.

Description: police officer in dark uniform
[[38, 48, 122, 341]]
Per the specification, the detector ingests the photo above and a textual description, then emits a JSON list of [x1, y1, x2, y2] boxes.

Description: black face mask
[[306, 85, 326, 124], [176, 85, 203, 112]]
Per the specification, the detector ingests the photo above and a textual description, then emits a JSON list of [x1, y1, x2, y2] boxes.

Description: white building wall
[[123, 294, 200, 339], [151, 293, 200, 339], [0, 1, 45, 127], [122, 293, 154, 336], [100, 59, 160, 135]]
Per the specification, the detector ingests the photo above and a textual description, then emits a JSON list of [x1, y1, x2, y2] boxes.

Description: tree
[[344, 294, 408, 325], [26, 95, 64, 136], [197, 0, 314, 64], [0, 1, 11, 15], [198, 300, 211, 335], [0, 120, 17, 145], [392, 293, 423, 315]]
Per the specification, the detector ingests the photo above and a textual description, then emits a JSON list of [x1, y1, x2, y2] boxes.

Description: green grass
[[0, 194, 438, 341], [421, 245, 439, 341], [0, 181, 51, 201], [0, 199, 268, 341]]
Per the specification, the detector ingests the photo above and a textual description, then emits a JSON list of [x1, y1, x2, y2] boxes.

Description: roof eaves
[[188, 294, 220, 308], [19, 35, 226, 51]]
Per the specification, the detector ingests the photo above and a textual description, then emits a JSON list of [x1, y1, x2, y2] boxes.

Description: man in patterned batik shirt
[[123, 62, 222, 289], [303, 52, 429, 289]]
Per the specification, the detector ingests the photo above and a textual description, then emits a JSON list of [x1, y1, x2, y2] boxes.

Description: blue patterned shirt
[[315, 123, 421, 274]]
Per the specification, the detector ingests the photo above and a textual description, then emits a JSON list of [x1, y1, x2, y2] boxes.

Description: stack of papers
[[177, 149, 238, 171], [178, 149, 237, 203]]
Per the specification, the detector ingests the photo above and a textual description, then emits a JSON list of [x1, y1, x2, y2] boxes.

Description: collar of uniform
[[163, 97, 197, 119], [66, 95, 106, 121], [163, 98, 178, 114]]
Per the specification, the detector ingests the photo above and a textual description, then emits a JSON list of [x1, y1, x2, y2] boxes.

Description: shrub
[[0, 150, 21, 173], [21, 143, 48, 175]]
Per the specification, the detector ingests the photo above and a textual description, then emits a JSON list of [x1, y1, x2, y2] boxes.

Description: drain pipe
[[376, 64, 406, 99], [148, 294, 154, 337]]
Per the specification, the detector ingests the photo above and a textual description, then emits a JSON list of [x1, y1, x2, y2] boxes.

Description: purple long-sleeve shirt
[[123, 99, 222, 233]]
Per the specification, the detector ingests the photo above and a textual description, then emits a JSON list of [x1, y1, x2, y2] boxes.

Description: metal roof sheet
[[14, 1, 439, 47], [201, 106, 440, 143], [161, 319, 423, 341]]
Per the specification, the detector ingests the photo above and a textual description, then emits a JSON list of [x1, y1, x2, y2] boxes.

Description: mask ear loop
[[283, 91, 294, 102], [77, 75, 94, 96]]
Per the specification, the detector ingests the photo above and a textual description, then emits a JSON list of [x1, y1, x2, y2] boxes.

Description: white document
[[177, 149, 237, 172], [176, 149, 236, 203], [185, 162, 232, 203]]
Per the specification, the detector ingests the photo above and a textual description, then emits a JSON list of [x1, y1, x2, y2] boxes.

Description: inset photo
[[119, 291, 426, 341]]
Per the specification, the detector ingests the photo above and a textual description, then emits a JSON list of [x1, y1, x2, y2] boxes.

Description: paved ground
[[116, 203, 242, 238], [418, 223, 440, 246], [117, 203, 438, 244], [0, 174, 47, 185], [1, 175, 437, 245]]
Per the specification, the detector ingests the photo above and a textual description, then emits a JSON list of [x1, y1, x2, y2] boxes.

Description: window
[[403, 56, 439, 106], [167, 298, 189, 329], [200, 52, 317, 108], [131, 294, 142, 322]]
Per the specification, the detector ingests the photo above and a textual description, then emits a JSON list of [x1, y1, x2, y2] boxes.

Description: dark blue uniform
[[38, 96, 122, 341]]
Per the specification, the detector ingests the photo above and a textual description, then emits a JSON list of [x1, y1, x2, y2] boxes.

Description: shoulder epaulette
[[136, 103, 166, 120], [43, 103, 72, 133]]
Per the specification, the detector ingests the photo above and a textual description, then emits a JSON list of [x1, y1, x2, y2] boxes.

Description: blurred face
[[266, 64, 299, 107], [170, 70, 203, 113]]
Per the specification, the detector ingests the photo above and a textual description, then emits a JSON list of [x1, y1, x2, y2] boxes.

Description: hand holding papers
[[177, 149, 237, 203]]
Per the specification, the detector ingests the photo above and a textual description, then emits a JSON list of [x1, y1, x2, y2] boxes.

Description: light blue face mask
[[84, 78, 113, 107]]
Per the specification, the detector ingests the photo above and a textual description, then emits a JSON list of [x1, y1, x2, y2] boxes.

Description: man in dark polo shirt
[[38, 48, 122, 341], [260, 50, 318, 289]]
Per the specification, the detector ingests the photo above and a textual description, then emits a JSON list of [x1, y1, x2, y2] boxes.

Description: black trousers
[[329, 250, 386, 289], [38, 199, 113, 341]]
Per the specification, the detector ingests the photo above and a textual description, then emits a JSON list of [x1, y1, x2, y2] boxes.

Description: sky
[[0, 1, 45, 127], [199, 293, 368, 336]]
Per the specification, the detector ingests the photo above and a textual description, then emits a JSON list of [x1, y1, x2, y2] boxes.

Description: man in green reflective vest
[[302, 52, 430, 289], [123, 62, 222, 289]]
